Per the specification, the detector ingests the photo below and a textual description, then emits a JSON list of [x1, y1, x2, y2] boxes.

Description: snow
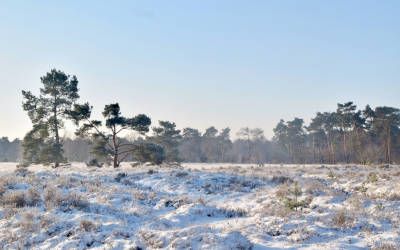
[[0, 163, 399, 249]]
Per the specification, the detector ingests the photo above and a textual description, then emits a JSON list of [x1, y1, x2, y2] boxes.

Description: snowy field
[[0, 163, 399, 249]]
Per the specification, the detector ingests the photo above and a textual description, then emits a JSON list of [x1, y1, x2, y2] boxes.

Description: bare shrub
[[1, 188, 41, 208], [304, 179, 326, 195], [139, 230, 165, 248], [44, 185, 62, 209], [55, 176, 79, 188], [346, 195, 363, 211], [147, 169, 157, 175], [0, 182, 7, 196], [197, 197, 207, 205], [60, 192, 89, 210], [115, 172, 127, 182], [133, 190, 146, 201], [148, 191, 157, 200], [175, 171, 188, 178], [40, 214, 56, 229], [26, 188, 41, 206], [80, 220, 97, 232], [332, 209, 355, 229], [3, 207, 18, 219], [380, 173, 391, 180], [81, 177, 103, 193], [386, 192, 400, 201], [18, 210, 38, 232], [164, 196, 190, 209], [3, 230, 20, 245], [275, 183, 290, 199], [0, 176, 20, 192], [131, 162, 141, 168], [372, 242, 399, 250], [220, 207, 247, 218], [86, 159, 103, 167], [327, 169, 335, 179], [258, 201, 292, 218], [271, 176, 293, 185], [2, 190, 27, 207], [14, 168, 33, 177]]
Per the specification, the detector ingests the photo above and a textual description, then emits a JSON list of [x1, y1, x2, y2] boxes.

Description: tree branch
[[118, 152, 131, 163], [116, 126, 127, 135], [84, 118, 114, 150], [117, 148, 138, 156]]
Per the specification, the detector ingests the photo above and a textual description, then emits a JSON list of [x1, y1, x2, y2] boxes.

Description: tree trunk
[[343, 130, 348, 163], [53, 96, 60, 168], [311, 135, 316, 163], [386, 123, 391, 164], [112, 131, 119, 168]]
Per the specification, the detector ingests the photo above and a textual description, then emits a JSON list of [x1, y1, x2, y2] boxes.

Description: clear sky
[[1, 0, 399, 139]]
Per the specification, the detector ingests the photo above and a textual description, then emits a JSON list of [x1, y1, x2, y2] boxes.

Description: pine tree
[[21, 69, 80, 167], [217, 128, 232, 162], [131, 140, 165, 165], [370, 107, 400, 164], [336, 102, 357, 162], [69, 102, 152, 168], [180, 128, 203, 162], [201, 126, 220, 162], [148, 121, 182, 164]]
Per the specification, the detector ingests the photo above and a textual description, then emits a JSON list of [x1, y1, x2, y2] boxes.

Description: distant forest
[[2, 100, 400, 165], [4, 69, 399, 166]]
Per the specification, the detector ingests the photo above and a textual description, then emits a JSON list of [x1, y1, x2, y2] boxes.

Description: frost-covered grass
[[0, 163, 399, 249]]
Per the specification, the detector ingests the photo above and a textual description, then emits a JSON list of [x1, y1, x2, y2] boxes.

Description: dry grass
[[367, 172, 379, 183], [258, 201, 292, 218], [14, 168, 33, 177], [1, 164, 400, 249], [80, 220, 97, 232], [55, 176, 80, 189], [372, 242, 399, 250], [26, 188, 41, 206], [0, 187, 41, 208], [84, 179, 103, 193], [139, 230, 165, 249], [1, 190, 28, 208], [40, 214, 56, 229], [0, 176, 21, 194], [61, 192, 89, 210], [220, 206, 248, 218], [44, 185, 62, 209], [0, 182, 7, 196], [197, 197, 207, 205], [275, 184, 290, 199], [386, 191, 400, 201], [331, 209, 355, 229], [271, 175, 293, 185], [304, 179, 326, 195], [133, 189, 146, 200], [2, 207, 18, 219], [346, 194, 363, 211], [175, 171, 189, 178], [18, 210, 39, 232]]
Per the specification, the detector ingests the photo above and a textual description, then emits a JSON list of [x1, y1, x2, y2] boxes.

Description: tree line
[[0, 127, 286, 165], [1, 69, 399, 166], [273, 102, 400, 164]]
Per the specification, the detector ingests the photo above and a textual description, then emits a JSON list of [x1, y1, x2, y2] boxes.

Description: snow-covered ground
[[0, 163, 399, 249]]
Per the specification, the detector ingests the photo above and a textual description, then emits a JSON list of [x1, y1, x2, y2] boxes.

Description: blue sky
[[1, 1, 399, 139]]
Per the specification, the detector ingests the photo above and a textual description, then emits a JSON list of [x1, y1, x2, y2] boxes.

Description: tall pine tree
[[22, 69, 80, 167]]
